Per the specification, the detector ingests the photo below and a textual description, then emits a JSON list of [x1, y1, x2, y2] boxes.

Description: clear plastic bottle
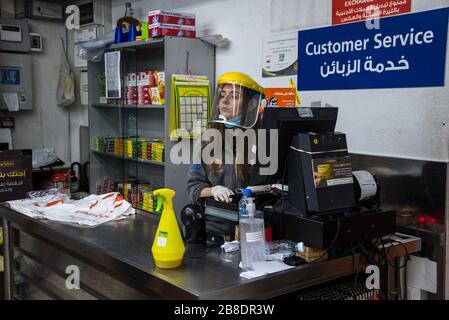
[[265, 240, 297, 260], [238, 188, 252, 218], [239, 199, 266, 270]]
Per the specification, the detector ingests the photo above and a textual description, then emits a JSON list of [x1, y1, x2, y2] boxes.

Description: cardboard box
[[148, 10, 195, 26], [149, 23, 196, 38], [150, 86, 164, 105]]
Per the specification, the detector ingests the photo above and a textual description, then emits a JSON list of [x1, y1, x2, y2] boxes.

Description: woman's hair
[[205, 86, 259, 184]]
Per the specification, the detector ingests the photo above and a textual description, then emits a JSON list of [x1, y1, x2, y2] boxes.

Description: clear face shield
[[210, 83, 263, 129]]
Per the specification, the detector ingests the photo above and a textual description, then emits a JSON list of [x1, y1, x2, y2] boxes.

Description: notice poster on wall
[[332, 0, 411, 25], [0, 150, 32, 202], [262, 33, 298, 78], [298, 8, 449, 91], [264, 88, 297, 107]]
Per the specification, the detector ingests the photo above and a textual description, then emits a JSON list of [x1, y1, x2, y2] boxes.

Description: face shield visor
[[210, 83, 263, 129]]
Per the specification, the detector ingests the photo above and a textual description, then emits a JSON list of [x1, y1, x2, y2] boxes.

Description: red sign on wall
[[332, 0, 412, 25]]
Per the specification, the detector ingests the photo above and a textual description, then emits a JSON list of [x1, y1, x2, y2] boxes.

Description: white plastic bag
[[56, 39, 75, 107], [32, 148, 58, 168], [7, 192, 135, 226], [80, 30, 115, 62]]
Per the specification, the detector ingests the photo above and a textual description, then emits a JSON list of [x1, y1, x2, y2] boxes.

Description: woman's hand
[[211, 185, 235, 203]]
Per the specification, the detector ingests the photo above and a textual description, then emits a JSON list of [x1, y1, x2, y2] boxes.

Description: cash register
[[187, 106, 395, 249]]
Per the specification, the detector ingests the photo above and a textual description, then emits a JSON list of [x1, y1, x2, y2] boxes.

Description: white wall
[[6, 17, 72, 163], [4, 0, 111, 165], [67, 0, 112, 164], [112, 0, 449, 162]]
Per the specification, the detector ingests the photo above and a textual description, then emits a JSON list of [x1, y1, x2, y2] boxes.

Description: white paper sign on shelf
[[105, 51, 121, 99]]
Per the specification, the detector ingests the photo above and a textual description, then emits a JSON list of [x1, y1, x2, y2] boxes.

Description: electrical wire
[[308, 217, 341, 263], [379, 237, 409, 269], [280, 155, 289, 236], [351, 244, 359, 289]]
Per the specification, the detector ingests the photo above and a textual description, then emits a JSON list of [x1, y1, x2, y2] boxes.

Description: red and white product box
[[148, 10, 196, 27], [126, 73, 138, 105], [138, 71, 154, 105], [149, 23, 196, 39]]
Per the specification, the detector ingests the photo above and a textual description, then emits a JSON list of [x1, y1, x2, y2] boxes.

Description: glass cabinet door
[[89, 41, 167, 215]]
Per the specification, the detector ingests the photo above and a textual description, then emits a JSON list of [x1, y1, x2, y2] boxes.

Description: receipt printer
[[288, 132, 355, 215]]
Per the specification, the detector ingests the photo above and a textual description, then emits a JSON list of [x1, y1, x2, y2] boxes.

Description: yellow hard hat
[[217, 72, 264, 95]]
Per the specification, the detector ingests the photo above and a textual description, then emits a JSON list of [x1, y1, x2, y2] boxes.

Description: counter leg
[[398, 256, 407, 300], [386, 257, 398, 300], [3, 219, 11, 300]]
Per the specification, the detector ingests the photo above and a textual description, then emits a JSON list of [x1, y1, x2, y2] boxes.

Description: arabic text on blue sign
[[298, 8, 449, 90]]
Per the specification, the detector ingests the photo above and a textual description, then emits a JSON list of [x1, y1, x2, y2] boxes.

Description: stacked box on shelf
[[138, 139, 152, 160], [153, 72, 165, 105], [95, 176, 118, 195], [104, 137, 115, 154], [125, 73, 138, 105], [149, 23, 196, 38], [117, 181, 160, 213], [124, 138, 139, 159], [146, 141, 152, 160], [119, 180, 137, 203], [151, 140, 165, 162], [139, 140, 147, 160], [114, 137, 124, 156], [138, 184, 158, 213], [92, 136, 103, 152], [148, 10, 196, 26], [126, 138, 133, 158], [138, 71, 154, 105], [148, 10, 196, 39]]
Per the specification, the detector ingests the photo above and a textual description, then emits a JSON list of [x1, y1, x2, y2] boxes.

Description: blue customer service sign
[[298, 8, 449, 90]]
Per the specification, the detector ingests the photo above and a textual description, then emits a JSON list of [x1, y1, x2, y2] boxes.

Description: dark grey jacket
[[186, 162, 243, 206]]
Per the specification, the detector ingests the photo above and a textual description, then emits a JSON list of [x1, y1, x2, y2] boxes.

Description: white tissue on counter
[[221, 240, 240, 253]]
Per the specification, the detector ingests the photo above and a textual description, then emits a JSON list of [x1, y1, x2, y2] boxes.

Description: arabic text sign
[[333, 0, 411, 25], [264, 88, 297, 107], [298, 8, 449, 91], [0, 150, 32, 202]]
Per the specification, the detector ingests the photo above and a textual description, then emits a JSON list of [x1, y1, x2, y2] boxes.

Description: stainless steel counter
[[0, 204, 421, 300]]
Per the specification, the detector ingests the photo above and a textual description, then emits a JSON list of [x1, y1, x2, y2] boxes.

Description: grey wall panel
[[164, 37, 215, 215]]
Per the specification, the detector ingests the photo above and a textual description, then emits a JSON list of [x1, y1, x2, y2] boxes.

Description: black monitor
[[249, 107, 338, 186]]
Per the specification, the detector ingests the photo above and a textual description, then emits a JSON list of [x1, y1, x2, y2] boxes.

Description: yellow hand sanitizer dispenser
[[151, 188, 185, 269]]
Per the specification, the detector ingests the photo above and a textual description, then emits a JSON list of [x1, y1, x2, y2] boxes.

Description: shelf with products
[[92, 103, 166, 110], [94, 176, 162, 214], [92, 136, 165, 164], [92, 150, 165, 166], [88, 36, 215, 212]]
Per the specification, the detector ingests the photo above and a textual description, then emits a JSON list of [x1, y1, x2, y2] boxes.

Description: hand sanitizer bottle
[[239, 198, 266, 270]]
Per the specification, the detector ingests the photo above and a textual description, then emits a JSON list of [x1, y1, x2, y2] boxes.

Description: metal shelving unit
[[88, 37, 215, 213], [91, 150, 165, 166], [92, 103, 166, 109]]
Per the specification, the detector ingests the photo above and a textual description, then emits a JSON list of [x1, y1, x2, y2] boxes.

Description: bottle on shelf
[[239, 198, 266, 271]]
